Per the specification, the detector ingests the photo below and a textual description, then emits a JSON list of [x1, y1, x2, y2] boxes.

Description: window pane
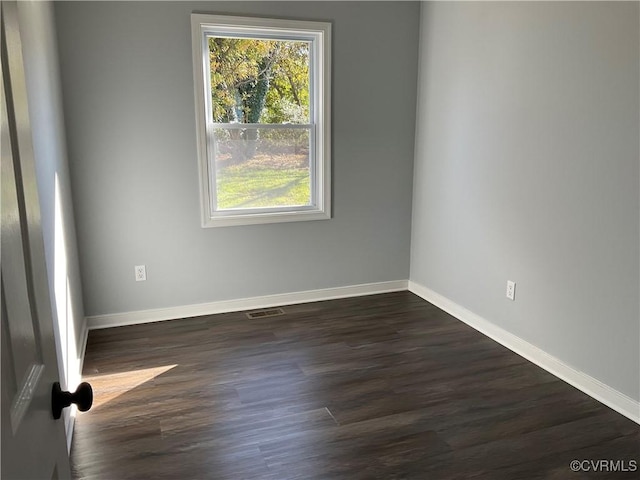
[[213, 127, 312, 210], [208, 37, 310, 124]]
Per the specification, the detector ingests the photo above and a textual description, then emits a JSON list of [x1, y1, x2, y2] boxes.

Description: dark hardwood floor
[[71, 292, 639, 479]]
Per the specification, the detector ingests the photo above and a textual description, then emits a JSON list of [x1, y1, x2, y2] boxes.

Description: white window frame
[[191, 14, 331, 227]]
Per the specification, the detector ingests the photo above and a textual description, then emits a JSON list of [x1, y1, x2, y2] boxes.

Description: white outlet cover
[[506, 280, 516, 300], [135, 265, 146, 282]]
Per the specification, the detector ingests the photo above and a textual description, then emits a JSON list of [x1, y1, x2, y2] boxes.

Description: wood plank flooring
[[71, 292, 639, 479]]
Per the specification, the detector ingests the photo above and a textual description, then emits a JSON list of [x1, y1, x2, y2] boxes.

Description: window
[[191, 14, 331, 227]]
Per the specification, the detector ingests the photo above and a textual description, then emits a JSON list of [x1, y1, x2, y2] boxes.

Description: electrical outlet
[[506, 280, 516, 301], [135, 265, 147, 282]]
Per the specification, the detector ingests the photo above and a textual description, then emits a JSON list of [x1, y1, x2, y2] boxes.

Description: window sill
[[202, 209, 330, 228]]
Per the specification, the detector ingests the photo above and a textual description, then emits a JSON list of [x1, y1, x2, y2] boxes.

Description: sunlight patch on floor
[[86, 365, 178, 409]]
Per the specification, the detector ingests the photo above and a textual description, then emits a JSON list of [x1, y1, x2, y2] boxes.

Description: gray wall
[[411, 2, 639, 400], [17, 1, 85, 392], [54, 1, 420, 317]]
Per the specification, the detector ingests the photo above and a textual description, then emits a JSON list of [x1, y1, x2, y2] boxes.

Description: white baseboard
[[78, 319, 89, 368], [82, 279, 639, 425], [86, 280, 409, 330], [408, 281, 640, 424], [78, 320, 89, 372], [65, 409, 76, 453], [65, 321, 89, 452]]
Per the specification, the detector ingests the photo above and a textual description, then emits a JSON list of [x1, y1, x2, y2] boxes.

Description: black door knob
[[52, 382, 93, 419]]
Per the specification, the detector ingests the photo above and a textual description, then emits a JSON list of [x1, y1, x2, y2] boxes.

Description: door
[[1, 1, 72, 478]]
